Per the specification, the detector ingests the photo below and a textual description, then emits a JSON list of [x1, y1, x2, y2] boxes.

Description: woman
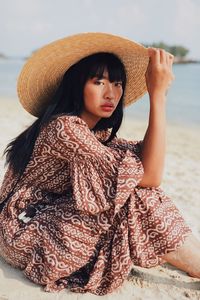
[[0, 32, 199, 295]]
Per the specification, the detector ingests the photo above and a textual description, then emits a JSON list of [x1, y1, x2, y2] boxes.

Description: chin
[[100, 112, 113, 118]]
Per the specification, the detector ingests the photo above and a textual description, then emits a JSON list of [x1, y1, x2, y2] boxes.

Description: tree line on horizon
[[142, 42, 189, 58]]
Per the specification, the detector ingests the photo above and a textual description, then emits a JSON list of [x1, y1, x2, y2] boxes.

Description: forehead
[[96, 69, 109, 79], [88, 60, 125, 83], [93, 69, 121, 81]]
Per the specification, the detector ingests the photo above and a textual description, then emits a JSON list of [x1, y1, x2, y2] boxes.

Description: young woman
[[0, 33, 199, 295]]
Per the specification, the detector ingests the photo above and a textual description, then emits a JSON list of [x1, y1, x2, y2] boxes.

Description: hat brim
[[17, 32, 149, 117]]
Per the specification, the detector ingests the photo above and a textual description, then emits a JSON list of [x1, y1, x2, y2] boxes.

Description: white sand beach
[[0, 97, 200, 300]]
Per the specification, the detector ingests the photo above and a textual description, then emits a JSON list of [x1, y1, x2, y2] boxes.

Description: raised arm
[[138, 48, 174, 188]]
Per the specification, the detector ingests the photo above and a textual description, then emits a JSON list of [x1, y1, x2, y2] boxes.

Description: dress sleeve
[[41, 116, 144, 216], [107, 136, 143, 159]]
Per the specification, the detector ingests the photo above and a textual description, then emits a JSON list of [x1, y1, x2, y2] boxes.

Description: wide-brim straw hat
[[17, 32, 149, 117]]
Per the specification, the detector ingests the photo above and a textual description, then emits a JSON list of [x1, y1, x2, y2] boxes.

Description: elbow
[[138, 182, 161, 188], [137, 174, 162, 188]]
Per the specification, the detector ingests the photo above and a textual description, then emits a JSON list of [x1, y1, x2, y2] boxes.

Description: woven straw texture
[[17, 32, 149, 117]]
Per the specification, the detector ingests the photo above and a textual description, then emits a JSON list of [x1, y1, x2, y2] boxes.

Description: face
[[81, 70, 123, 129]]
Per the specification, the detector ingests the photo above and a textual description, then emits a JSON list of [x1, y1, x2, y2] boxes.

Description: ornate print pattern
[[0, 115, 191, 295]]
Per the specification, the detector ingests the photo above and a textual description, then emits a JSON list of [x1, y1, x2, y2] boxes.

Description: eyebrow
[[94, 75, 122, 81], [93, 75, 108, 79]]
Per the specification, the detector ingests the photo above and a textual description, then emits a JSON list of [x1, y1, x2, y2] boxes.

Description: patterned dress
[[0, 115, 191, 295]]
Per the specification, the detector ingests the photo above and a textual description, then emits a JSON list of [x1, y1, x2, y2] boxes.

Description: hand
[[145, 48, 175, 101]]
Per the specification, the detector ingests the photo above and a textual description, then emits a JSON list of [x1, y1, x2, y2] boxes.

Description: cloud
[[174, 0, 200, 36], [172, 0, 200, 58], [115, 2, 145, 26], [0, 0, 200, 58]]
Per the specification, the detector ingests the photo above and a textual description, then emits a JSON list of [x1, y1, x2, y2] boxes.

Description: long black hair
[[4, 52, 126, 177]]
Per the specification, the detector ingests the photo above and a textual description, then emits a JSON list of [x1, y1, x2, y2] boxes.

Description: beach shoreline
[[0, 97, 200, 300]]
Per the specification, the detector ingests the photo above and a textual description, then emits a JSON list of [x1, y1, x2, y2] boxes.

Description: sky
[[1, 0, 200, 59]]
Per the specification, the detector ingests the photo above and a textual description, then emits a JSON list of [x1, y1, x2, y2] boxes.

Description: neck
[[80, 111, 101, 129]]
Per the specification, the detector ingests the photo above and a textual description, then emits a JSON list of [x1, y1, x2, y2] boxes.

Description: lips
[[101, 103, 114, 108], [100, 104, 115, 112]]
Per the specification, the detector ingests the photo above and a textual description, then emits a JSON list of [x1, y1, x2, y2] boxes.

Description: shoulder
[[41, 114, 91, 138], [40, 114, 97, 147], [48, 114, 88, 129], [38, 114, 116, 159]]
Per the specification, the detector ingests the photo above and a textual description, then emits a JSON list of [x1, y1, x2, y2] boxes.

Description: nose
[[104, 83, 115, 100]]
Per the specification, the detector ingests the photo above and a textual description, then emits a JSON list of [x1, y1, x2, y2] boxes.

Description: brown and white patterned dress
[[0, 115, 191, 295]]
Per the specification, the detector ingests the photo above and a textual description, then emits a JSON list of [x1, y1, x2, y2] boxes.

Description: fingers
[[147, 48, 160, 64], [160, 49, 167, 64], [147, 47, 174, 66], [147, 47, 175, 81], [166, 53, 174, 69], [146, 47, 175, 97]]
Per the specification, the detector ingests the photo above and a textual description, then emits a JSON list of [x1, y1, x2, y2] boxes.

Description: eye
[[114, 81, 123, 87], [94, 79, 104, 86]]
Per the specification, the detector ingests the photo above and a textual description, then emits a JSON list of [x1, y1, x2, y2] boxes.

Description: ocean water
[[0, 59, 200, 126]]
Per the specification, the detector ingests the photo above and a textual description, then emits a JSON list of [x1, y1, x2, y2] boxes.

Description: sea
[[0, 59, 200, 127]]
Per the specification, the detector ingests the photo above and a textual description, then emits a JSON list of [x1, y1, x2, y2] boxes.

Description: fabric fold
[[71, 147, 144, 219]]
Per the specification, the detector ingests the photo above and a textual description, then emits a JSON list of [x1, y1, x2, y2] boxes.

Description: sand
[[0, 97, 200, 300]]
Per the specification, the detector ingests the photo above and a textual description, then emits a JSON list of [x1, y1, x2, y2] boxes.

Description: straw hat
[[17, 32, 149, 117]]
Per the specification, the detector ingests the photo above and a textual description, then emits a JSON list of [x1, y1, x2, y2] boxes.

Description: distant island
[[1, 42, 200, 63], [142, 42, 199, 64]]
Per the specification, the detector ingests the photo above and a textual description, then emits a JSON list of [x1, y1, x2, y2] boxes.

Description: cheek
[[116, 88, 123, 101], [84, 85, 101, 106], [83, 90, 97, 112]]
